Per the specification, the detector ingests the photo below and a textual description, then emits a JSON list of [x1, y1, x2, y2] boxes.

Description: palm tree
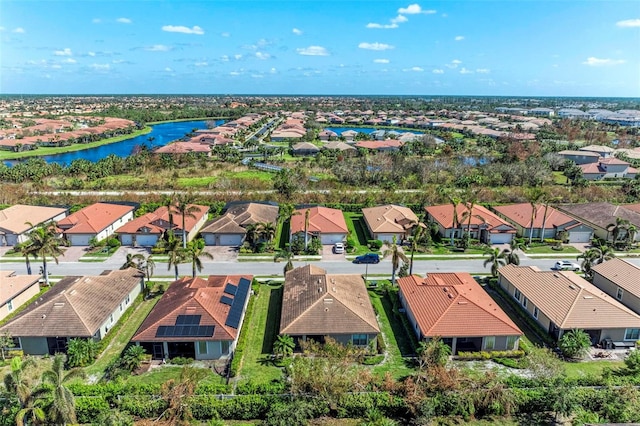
[[527, 188, 546, 246], [142, 255, 156, 286], [41, 354, 86, 425], [577, 248, 601, 277], [504, 248, 520, 265], [277, 203, 295, 226], [120, 252, 144, 270], [25, 221, 65, 286], [4, 356, 46, 426], [606, 217, 630, 246], [460, 199, 477, 243], [624, 224, 638, 249], [165, 232, 185, 280], [161, 193, 175, 230], [244, 223, 262, 251], [595, 245, 615, 264], [185, 239, 213, 278], [258, 222, 277, 243], [409, 224, 424, 275], [440, 190, 462, 247], [483, 247, 508, 277], [303, 208, 310, 250], [274, 249, 294, 275], [15, 240, 36, 275], [172, 195, 202, 248], [272, 334, 295, 359], [383, 236, 409, 285]]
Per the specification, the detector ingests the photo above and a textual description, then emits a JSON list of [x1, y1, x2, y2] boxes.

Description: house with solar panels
[[132, 274, 253, 360]]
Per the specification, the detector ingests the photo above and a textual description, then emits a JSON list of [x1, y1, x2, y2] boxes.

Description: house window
[[506, 336, 518, 350], [221, 341, 230, 354], [533, 307, 539, 319], [110, 314, 114, 324], [198, 341, 208, 354], [11, 337, 21, 349], [484, 336, 495, 350], [617, 288, 624, 301], [352, 334, 368, 346], [513, 288, 521, 302], [625, 328, 640, 341], [7, 299, 13, 312], [119, 303, 123, 312], [126, 295, 131, 304], [522, 297, 528, 309]]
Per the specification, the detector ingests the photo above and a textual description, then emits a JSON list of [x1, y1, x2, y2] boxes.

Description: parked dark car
[[353, 253, 380, 264]]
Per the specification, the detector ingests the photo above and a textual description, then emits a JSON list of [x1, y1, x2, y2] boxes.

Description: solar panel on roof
[[155, 324, 215, 338], [224, 278, 252, 329], [224, 283, 238, 296], [176, 315, 201, 325], [220, 295, 233, 306]]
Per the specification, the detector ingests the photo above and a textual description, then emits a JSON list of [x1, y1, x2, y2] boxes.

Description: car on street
[[353, 253, 380, 264], [333, 242, 345, 254], [553, 260, 581, 271]]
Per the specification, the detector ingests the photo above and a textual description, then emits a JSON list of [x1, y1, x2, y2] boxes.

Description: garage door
[[490, 233, 513, 244], [220, 235, 243, 246], [137, 235, 159, 247], [320, 234, 345, 245], [69, 235, 92, 246], [569, 232, 592, 243], [120, 235, 133, 246]]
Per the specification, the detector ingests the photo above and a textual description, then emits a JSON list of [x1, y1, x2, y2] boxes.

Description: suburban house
[[279, 265, 379, 347], [580, 145, 616, 158], [290, 206, 348, 245], [291, 142, 320, 156], [132, 274, 253, 360], [425, 203, 516, 244], [355, 140, 404, 152], [322, 141, 358, 155], [116, 204, 209, 247], [398, 273, 522, 354], [341, 130, 358, 142], [0, 271, 40, 322], [556, 203, 640, 242], [200, 202, 279, 246], [57, 202, 135, 246], [0, 268, 144, 355], [362, 204, 419, 243], [154, 142, 211, 155], [492, 203, 594, 243], [318, 130, 337, 141], [592, 259, 640, 321], [0, 205, 68, 246], [579, 157, 638, 180], [498, 265, 640, 346], [557, 150, 600, 165]]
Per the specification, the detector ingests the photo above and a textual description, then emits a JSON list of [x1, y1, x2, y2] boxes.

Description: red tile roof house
[[425, 203, 516, 245], [57, 203, 135, 246], [493, 203, 594, 243], [579, 157, 638, 181], [498, 265, 640, 346], [154, 142, 211, 155], [0, 204, 68, 246], [0, 271, 40, 322], [116, 204, 209, 247], [132, 274, 253, 360], [0, 268, 144, 355], [398, 273, 522, 354], [280, 265, 379, 348], [355, 140, 404, 152], [290, 206, 348, 245]]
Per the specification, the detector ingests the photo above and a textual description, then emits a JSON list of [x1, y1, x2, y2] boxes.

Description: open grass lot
[[121, 364, 228, 387], [177, 176, 218, 188], [343, 212, 374, 255], [236, 284, 283, 384], [563, 359, 623, 379]]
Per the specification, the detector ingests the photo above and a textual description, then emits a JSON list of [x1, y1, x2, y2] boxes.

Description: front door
[[46, 337, 68, 355], [152, 343, 164, 360]]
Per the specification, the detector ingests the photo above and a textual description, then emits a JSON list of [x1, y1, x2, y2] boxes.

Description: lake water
[[5, 119, 222, 166]]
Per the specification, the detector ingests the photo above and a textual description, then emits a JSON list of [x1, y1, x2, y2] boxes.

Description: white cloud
[[454, 36, 464, 41], [195, 61, 208, 67], [255, 52, 271, 60], [583, 57, 626, 66], [398, 4, 435, 14], [445, 59, 462, 68], [234, 54, 242, 60], [229, 71, 241, 76], [0, 26, 5, 31], [366, 23, 398, 29], [90, 63, 110, 70], [164, 67, 173, 72], [88, 51, 96, 57], [13, 27, 25, 34], [297, 45, 329, 56], [117, 18, 132, 24], [404, 66, 424, 72], [616, 19, 640, 27], [292, 28, 303, 35], [221, 55, 229, 62], [145, 44, 171, 52], [373, 58, 390, 64], [358, 42, 394, 51], [92, 18, 101, 24], [64, 58, 77, 63], [54, 48, 72, 56], [270, 67, 277, 74], [162, 25, 204, 35], [432, 69, 444, 74], [476, 68, 490, 74], [392, 15, 408, 24], [460, 67, 473, 74]]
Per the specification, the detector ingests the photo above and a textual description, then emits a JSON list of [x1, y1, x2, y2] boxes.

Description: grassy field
[[0, 127, 152, 160], [236, 284, 283, 384], [525, 245, 580, 254], [563, 359, 623, 379], [343, 212, 374, 255]]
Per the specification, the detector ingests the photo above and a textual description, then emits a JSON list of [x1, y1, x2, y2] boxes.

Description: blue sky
[[1, 0, 639, 96]]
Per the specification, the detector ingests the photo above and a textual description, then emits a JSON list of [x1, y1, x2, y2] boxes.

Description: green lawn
[[525, 245, 580, 254], [369, 289, 416, 379], [343, 212, 374, 255], [277, 220, 290, 250], [236, 284, 283, 384], [85, 294, 161, 378], [563, 359, 623, 379], [552, 171, 568, 185], [177, 176, 218, 188]]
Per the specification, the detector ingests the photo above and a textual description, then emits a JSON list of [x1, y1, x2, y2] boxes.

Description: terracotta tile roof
[[290, 206, 348, 235], [0, 268, 143, 337], [115, 213, 164, 235], [493, 203, 581, 229], [355, 140, 404, 150], [362, 204, 419, 234], [132, 275, 253, 342], [557, 203, 640, 229], [426, 203, 515, 233], [116, 205, 208, 235], [498, 265, 640, 330], [580, 163, 605, 174], [398, 273, 521, 338], [57, 203, 134, 234], [201, 203, 278, 234], [154, 142, 211, 154], [592, 258, 640, 296], [0, 205, 67, 234], [0, 271, 39, 305], [280, 265, 379, 336], [600, 157, 629, 166]]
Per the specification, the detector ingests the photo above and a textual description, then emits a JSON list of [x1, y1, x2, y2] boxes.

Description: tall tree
[[165, 232, 185, 280], [272, 334, 295, 359], [438, 187, 462, 247], [25, 221, 65, 286], [606, 217, 630, 245], [161, 193, 175, 230], [41, 354, 86, 425], [274, 249, 294, 275], [4, 357, 46, 426], [527, 188, 546, 246], [258, 222, 277, 243], [409, 224, 424, 276], [383, 236, 409, 285], [483, 247, 508, 277], [172, 195, 202, 248], [15, 240, 36, 275], [577, 248, 601, 277], [185, 239, 213, 278], [120, 252, 144, 270], [142, 255, 156, 287]]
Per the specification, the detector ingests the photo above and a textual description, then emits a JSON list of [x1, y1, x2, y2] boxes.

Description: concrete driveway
[[59, 246, 91, 262], [205, 246, 238, 262], [322, 244, 345, 261]]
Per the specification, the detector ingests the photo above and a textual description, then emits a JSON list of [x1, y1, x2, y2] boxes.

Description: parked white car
[[553, 260, 581, 271], [333, 242, 345, 254]]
